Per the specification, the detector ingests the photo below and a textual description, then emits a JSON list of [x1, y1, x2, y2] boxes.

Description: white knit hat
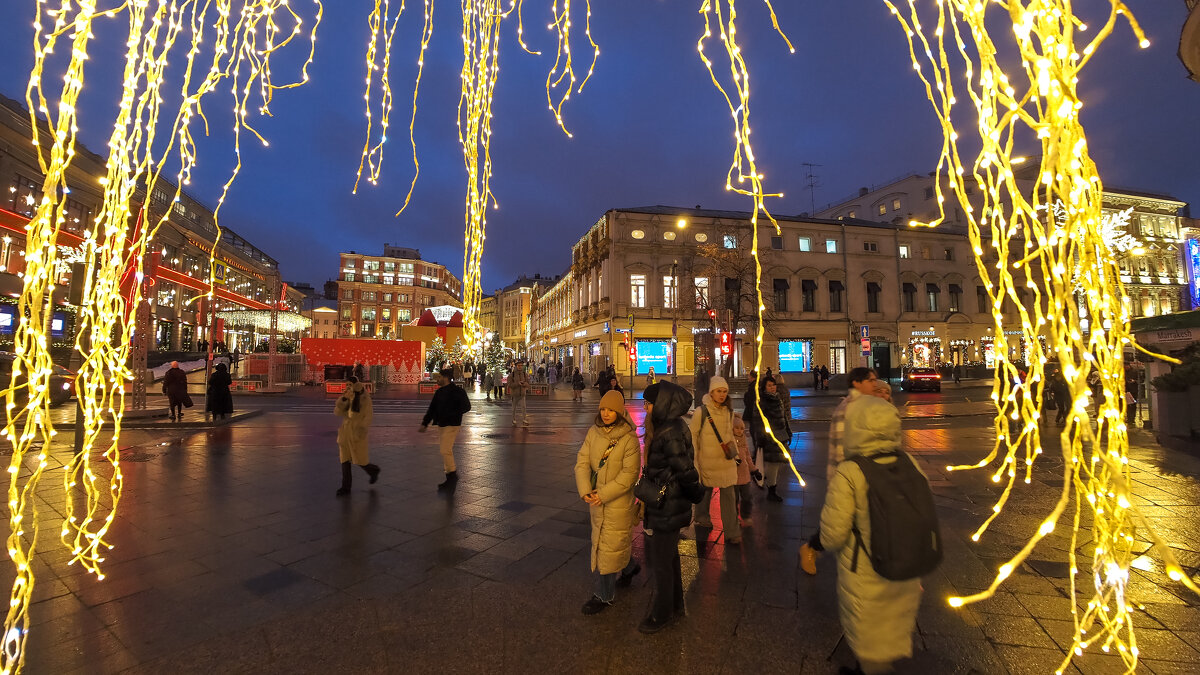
[[709, 375, 729, 392]]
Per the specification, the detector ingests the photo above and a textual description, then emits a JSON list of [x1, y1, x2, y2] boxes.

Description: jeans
[[763, 461, 785, 488], [645, 529, 683, 621], [593, 557, 639, 603], [694, 485, 741, 539], [511, 392, 528, 424], [735, 483, 754, 518]]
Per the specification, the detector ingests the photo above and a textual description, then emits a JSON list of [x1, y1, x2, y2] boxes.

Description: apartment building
[[336, 245, 462, 338]]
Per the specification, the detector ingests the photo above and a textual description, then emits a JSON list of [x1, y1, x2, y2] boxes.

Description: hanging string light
[[515, 0, 599, 137], [885, 1, 1195, 670], [697, 0, 801, 484]]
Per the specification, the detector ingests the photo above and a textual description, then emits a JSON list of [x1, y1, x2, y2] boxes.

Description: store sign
[[910, 330, 936, 337], [603, 321, 610, 334], [574, 329, 588, 338], [1188, 239, 1200, 309], [861, 338, 871, 356], [778, 339, 812, 372], [635, 339, 671, 375], [860, 325, 869, 339], [549, 337, 558, 344], [1142, 328, 1197, 346]]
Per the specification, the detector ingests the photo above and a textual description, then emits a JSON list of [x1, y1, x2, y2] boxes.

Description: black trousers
[[645, 529, 683, 621]]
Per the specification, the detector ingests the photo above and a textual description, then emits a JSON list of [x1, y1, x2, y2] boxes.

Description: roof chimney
[[858, 187, 869, 197]]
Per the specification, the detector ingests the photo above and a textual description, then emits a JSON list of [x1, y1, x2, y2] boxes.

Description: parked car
[[901, 367, 942, 392], [0, 352, 76, 406]]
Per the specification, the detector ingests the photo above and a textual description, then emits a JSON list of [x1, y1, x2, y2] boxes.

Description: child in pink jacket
[[732, 414, 762, 528]]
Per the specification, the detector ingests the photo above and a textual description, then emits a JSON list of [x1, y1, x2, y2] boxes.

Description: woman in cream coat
[[574, 390, 642, 614], [688, 376, 741, 544], [334, 376, 379, 496], [819, 394, 923, 674]]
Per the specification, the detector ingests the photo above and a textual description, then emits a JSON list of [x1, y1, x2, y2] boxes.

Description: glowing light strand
[[885, 1, 1196, 671], [696, 0, 801, 485]]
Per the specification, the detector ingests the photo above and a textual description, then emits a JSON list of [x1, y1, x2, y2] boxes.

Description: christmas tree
[[425, 336, 446, 373]]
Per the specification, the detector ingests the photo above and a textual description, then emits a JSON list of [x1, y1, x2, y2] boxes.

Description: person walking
[[754, 377, 792, 502], [547, 362, 558, 389], [801, 367, 877, 575], [491, 363, 505, 401], [812, 364, 821, 390], [420, 368, 472, 491], [637, 382, 704, 634], [206, 362, 234, 421], [742, 370, 763, 488], [731, 413, 761, 528], [817, 395, 927, 674], [483, 368, 494, 402], [162, 361, 190, 422], [353, 362, 368, 382], [334, 376, 380, 497], [510, 361, 530, 427], [606, 376, 624, 398], [820, 365, 831, 390], [575, 390, 642, 614], [1051, 369, 1070, 427], [571, 367, 585, 402], [688, 376, 741, 545], [645, 367, 657, 389]]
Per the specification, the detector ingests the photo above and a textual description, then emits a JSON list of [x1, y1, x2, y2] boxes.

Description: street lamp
[[676, 218, 688, 229]]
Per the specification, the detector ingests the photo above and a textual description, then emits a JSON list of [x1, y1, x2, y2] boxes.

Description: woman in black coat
[[161, 361, 190, 421], [754, 377, 793, 502], [206, 362, 234, 420], [639, 381, 704, 634]]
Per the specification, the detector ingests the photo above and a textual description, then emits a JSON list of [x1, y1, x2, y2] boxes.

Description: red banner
[[300, 338, 425, 384]]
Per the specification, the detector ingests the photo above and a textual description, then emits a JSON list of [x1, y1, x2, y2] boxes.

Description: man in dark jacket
[[639, 381, 704, 634], [162, 361, 190, 421], [755, 377, 793, 502], [420, 368, 472, 491]]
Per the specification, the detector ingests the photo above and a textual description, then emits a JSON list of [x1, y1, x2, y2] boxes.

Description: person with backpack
[[688, 376, 741, 544], [818, 395, 939, 674], [334, 376, 380, 497], [574, 390, 642, 614], [420, 368, 472, 491]]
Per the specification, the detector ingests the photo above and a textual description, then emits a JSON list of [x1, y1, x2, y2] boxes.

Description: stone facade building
[[335, 246, 462, 338]]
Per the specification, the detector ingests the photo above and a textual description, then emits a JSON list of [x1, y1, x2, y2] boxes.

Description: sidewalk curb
[[56, 409, 264, 430]]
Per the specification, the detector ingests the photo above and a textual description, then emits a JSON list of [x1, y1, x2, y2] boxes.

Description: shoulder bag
[[699, 406, 737, 460], [633, 467, 670, 508], [590, 439, 619, 491]]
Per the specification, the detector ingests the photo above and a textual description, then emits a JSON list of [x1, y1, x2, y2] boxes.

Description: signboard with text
[[778, 339, 812, 372], [1188, 238, 1200, 309], [635, 339, 672, 375]]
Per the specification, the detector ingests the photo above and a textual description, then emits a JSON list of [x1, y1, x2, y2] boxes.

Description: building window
[[892, 198, 901, 211], [798, 236, 811, 252], [344, 273, 356, 282], [924, 187, 934, 200], [382, 292, 392, 302], [663, 231, 677, 241], [830, 339, 847, 374], [866, 282, 881, 313], [863, 241, 878, 252], [694, 232, 708, 243], [724, 278, 741, 311], [382, 308, 391, 321], [921, 246, 931, 260], [977, 286, 988, 313], [878, 203, 887, 216], [801, 279, 817, 312], [382, 274, 394, 285], [341, 308, 352, 319], [770, 236, 783, 250], [694, 277, 709, 308], [948, 284, 962, 312], [361, 308, 377, 321], [363, 291, 377, 301], [899, 244, 910, 259], [829, 280, 844, 312], [723, 234, 737, 249], [772, 278, 789, 311], [343, 289, 354, 300], [826, 239, 838, 254], [630, 229, 645, 240], [383, 261, 395, 272], [363, 274, 378, 284], [902, 283, 916, 312], [630, 274, 646, 308], [63, 198, 91, 233], [360, 323, 374, 337], [10, 175, 40, 217], [848, 211, 857, 219], [943, 247, 954, 261], [926, 283, 940, 312], [663, 276, 677, 309], [398, 309, 412, 322]]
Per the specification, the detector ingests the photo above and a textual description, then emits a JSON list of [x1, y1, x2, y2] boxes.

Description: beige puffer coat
[[573, 412, 641, 574], [819, 395, 922, 665], [335, 382, 373, 464], [688, 394, 738, 488]]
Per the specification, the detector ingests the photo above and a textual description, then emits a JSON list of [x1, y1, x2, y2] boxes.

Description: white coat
[[819, 396, 922, 665], [688, 394, 738, 488], [335, 382, 373, 465], [573, 413, 641, 574]]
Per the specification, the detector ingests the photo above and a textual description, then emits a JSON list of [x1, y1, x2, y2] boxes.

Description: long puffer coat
[[573, 411, 641, 574], [335, 381, 374, 465], [642, 381, 705, 532], [819, 395, 922, 665], [754, 387, 792, 463], [688, 394, 738, 489]]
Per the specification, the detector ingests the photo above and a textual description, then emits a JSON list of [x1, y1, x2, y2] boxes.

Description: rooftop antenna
[[801, 162, 822, 215]]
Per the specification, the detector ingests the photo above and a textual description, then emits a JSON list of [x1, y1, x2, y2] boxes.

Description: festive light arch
[[1, 0, 1192, 673]]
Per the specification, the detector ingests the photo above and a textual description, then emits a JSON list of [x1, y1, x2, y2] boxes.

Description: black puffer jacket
[[754, 387, 792, 463], [643, 381, 705, 531]]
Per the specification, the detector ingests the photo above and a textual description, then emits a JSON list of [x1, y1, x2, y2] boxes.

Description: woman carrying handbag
[[687, 376, 741, 544], [635, 381, 704, 634]]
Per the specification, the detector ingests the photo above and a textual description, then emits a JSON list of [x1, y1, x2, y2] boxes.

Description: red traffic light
[[719, 332, 731, 355], [628, 344, 637, 362], [707, 309, 716, 320]]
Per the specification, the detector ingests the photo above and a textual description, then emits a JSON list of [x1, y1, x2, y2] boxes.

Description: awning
[[949, 284, 962, 294], [902, 282, 916, 293], [773, 278, 790, 291], [801, 279, 817, 291], [867, 282, 882, 293], [829, 280, 845, 291], [926, 283, 940, 294]]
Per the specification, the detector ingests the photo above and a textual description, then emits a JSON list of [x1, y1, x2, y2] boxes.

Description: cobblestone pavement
[[9, 392, 1200, 674]]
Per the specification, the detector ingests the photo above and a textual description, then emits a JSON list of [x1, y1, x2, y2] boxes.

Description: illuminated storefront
[[779, 338, 813, 372], [908, 330, 941, 367], [635, 339, 672, 375]]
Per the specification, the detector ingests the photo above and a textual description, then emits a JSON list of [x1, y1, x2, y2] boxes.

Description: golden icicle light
[[885, 0, 1195, 671]]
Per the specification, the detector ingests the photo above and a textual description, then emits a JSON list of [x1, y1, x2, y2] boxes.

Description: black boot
[[437, 471, 458, 491], [363, 464, 381, 484], [767, 486, 783, 502], [336, 462, 352, 496]]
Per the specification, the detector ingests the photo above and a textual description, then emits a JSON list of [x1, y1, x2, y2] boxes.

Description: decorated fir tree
[[425, 336, 446, 373]]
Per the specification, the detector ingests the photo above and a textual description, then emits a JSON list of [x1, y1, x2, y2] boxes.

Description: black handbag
[[634, 468, 670, 508]]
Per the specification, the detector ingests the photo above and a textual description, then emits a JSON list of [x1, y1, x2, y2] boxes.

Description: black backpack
[[848, 451, 942, 581]]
